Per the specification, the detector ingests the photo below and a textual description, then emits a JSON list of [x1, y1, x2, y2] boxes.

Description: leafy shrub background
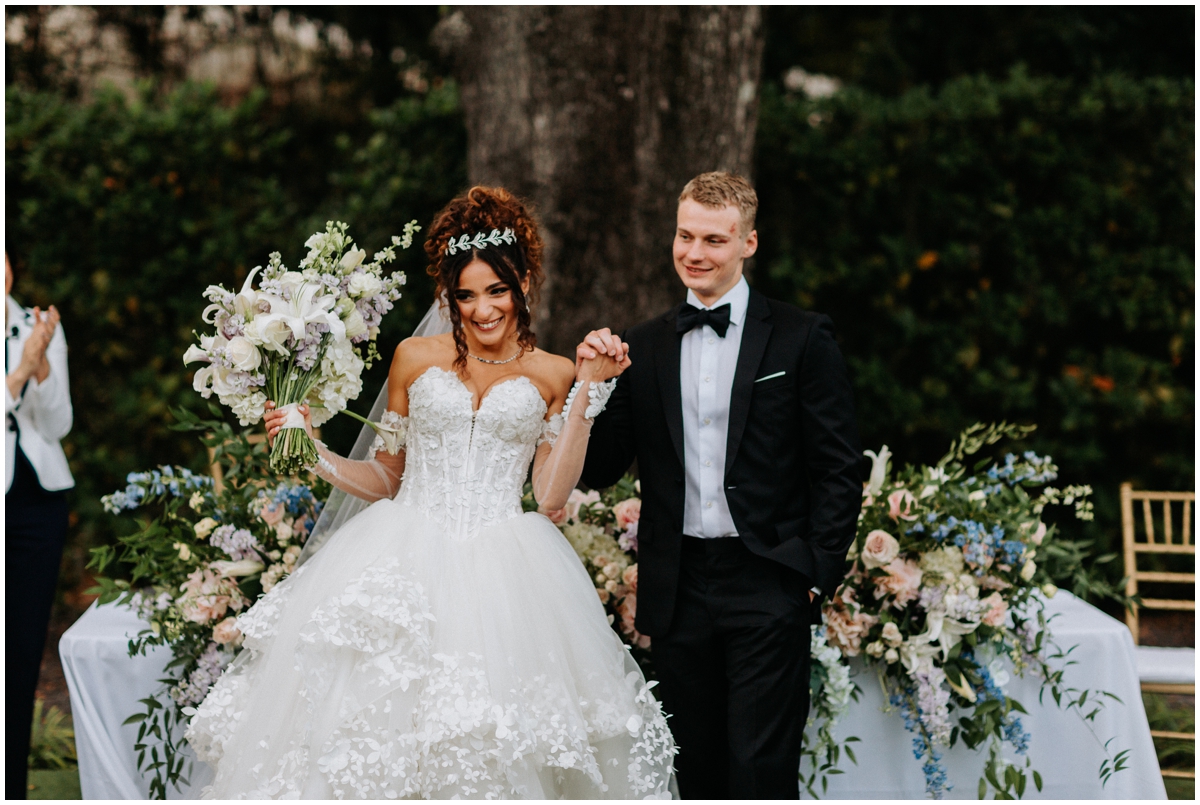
[[755, 68, 1194, 562], [4, 38, 1194, 600]]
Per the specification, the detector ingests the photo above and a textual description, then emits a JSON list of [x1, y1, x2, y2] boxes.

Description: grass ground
[[26, 768, 82, 799]]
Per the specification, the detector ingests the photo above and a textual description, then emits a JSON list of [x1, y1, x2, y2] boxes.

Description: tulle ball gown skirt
[[185, 500, 676, 799]]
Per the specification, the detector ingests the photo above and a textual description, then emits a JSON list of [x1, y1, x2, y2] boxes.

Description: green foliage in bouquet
[[88, 409, 328, 798], [805, 423, 1130, 799]]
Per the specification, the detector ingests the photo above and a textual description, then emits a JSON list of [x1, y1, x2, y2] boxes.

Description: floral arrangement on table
[[534, 423, 1128, 800], [89, 418, 327, 799], [184, 220, 418, 474], [806, 422, 1128, 799]]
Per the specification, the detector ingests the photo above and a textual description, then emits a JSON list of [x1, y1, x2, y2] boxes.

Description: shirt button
[[707, 338, 715, 345], [704, 460, 712, 467], [706, 501, 713, 508], [704, 376, 711, 383], [703, 417, 711, 425]]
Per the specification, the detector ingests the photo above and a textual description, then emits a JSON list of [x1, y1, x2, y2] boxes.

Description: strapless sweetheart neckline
[[408, 365, 548, 417]]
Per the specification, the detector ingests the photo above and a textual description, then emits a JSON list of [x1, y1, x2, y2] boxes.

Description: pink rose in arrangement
[[874, 558, 924, 608], [823, 602, 879, 657], [212, 616, 244, 646], [565, 489, 601, 522], [615, 593, 651, 649], [178, 567, 245, 624], [259, 502, 285, 526], [861, 529, 900, 569], [981, 592, 1008, 627], [887, 489, 918, 521], [613, 498, 642, 529], [622, 564, 639, 593]]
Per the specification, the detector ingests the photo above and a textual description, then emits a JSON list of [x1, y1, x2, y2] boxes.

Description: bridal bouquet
[[185, 220, 418, 473], [89, 418, 326, 798]]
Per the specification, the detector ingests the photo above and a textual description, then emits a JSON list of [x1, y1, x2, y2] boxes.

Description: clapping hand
[[7, 306, 59, 397], [575, 328, 631, 383], [263, 400, 314, 448]]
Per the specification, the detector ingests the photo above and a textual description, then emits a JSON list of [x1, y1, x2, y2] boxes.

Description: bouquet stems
[[266, 345, 327, 475]]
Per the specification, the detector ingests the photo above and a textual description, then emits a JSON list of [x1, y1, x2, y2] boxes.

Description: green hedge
[[5, 82, 465, 560], [755, 68, 1194, 560]]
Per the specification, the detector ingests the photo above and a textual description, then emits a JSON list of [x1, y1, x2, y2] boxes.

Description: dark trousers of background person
[[653, 535, 815, 800], [5, 447, 69, 800]]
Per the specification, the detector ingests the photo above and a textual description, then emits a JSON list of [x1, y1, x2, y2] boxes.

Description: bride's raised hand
[[577, 347, 630, 385], [263, 400, 314, 448]]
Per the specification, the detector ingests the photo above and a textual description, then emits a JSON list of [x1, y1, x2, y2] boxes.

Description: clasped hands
[[575, 328, 631, 383], [6, 305, 59, 399]]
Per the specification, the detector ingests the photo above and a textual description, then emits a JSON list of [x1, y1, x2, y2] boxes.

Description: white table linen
[[1135, 645, 1196, 685], [59, 601, 212, 799], [62, 591, 1165, 800], [805, 590, 1167, 799]]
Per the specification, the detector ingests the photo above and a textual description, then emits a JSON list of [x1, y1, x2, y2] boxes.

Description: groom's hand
[[576, 329, 629, 376]]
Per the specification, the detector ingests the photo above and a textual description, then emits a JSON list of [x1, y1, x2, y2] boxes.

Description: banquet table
[[59, 602, 212, 799], [62, 591, 1165, 800]]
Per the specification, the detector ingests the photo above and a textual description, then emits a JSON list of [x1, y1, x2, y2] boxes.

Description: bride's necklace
[[469, 348, 523, 365]]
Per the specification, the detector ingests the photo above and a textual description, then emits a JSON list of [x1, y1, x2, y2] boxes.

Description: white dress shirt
[[681, 277, 748, 539], [6, 295, 74, 492]]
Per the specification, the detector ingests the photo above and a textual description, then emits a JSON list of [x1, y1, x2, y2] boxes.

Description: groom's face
[[673, 199, 758, 306]]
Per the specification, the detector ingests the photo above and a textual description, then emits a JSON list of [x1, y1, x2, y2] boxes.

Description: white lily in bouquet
[[185, 220, 419, 473]]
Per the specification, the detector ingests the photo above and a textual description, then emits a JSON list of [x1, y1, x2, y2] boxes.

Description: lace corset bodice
[[394, 366, 548, 539]]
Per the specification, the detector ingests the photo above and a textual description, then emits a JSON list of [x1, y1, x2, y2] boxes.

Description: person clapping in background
[[6, 252, 74, 799]]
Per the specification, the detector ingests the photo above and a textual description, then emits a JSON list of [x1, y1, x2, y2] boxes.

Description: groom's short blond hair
[[679, 172, 758, 236]]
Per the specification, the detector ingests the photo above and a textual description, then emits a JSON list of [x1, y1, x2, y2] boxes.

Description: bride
[[184, 187, 676, 799]]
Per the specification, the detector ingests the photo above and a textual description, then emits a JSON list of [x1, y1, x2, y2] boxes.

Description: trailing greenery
[[755, 68, 1194, 572]]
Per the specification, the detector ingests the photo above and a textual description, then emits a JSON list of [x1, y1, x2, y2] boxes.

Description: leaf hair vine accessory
[[445, 227, 517, 256]]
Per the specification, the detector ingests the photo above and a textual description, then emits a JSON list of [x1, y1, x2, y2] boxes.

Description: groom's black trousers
[[654, 536, 814, 800]]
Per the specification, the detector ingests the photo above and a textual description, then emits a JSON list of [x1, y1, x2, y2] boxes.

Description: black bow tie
[[676, 303, 732, 338]]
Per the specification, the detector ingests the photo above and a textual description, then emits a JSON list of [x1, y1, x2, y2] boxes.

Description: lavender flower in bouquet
[[185, 220, 419, 473]]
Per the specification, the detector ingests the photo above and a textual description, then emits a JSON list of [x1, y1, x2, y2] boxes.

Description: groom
[[578, 172, 862, 799]]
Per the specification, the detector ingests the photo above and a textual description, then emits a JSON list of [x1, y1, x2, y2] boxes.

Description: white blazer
[[6, 295, 74, 493]]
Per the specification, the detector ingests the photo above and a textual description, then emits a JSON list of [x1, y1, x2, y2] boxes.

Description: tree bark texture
[[435, 6, 764, 353]]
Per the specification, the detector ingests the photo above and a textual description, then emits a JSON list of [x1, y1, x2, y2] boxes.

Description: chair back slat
[[1121, 483, 1196, 645]]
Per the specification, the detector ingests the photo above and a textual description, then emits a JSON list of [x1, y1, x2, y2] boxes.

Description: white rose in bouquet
[[226, 337, 262, 372], [347, 272, 383, 297]]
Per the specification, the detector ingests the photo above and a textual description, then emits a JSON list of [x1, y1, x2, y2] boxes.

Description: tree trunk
[[435, 6, 764, 354]]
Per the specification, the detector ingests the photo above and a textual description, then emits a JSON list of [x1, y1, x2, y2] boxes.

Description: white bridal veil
[[297, 299, 451, 564]]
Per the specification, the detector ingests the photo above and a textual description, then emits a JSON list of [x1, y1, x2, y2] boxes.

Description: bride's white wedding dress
[[185, 367, 676, 799]]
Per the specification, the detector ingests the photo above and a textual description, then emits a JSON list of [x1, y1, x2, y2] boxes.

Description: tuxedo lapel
[[655, 305, 686, 468], [725, 290, 772, 475]]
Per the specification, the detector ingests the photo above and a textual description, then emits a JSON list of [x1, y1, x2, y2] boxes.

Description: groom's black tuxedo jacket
[[582, 288, 863, 636]]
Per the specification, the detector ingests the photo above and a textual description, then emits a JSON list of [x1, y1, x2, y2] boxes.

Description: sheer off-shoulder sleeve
[[530, 379, 616, 511], [311, 410, 407, 503]]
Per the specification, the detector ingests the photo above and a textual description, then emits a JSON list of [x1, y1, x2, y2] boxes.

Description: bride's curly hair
[[425, 186, 544, 371]]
